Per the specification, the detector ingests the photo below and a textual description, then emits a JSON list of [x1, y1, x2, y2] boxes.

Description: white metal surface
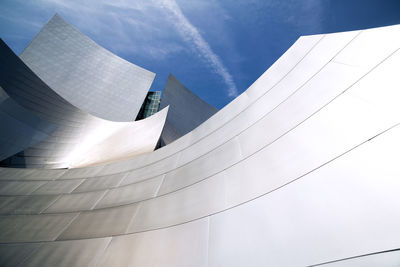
[[1, 24, 400, 266]]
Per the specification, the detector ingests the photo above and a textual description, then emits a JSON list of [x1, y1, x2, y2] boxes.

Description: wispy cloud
[[4, 0, 238, 98], [160, 0, 239, 97], [34, 0, 185, 60]]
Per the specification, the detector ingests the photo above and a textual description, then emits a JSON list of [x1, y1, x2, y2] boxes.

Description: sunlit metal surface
[[1, 28, 165, 168], [68, 107, 169, 168], [20, 14, 155, 122], [1, 24, 400, 266]]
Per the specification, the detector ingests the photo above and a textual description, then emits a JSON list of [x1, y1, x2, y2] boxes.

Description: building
[[159, 74, 218, 145], [0, 15, 166, 168], [1, 15, 400, 267], [136, 91, 162, 120]]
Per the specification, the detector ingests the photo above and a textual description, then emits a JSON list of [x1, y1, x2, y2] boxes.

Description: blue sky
[[1, 0, 400, 109]]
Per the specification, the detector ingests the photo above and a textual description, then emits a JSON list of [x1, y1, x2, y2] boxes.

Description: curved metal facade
[[0, 18, 165, 169], [68, 106, 169, 168], [20, 14, 155, 122], [0, 23, 400, 266], [160, 74, 218, 145], [0, 84, 56, 162]]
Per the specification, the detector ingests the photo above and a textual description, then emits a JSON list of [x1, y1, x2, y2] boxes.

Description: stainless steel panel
[[20, 14, 154, 122], [58, 204, 138, 240], [23, 238, 111, 267], [32, 179, 84, 195], [95, 175, 163, 209], [0, 195, 58, 214], [160, 74, 218, 145], [72, 173, 126, 192], [0, 181, 47, 195], [208, 125, 400, 267], [98, 218, 209, 267], [0, 213, 77, 242], [0, 243, 41, 267], [128, 172, 226, 233], [158, 138, 242, 195], [44, 190, 106, 213]]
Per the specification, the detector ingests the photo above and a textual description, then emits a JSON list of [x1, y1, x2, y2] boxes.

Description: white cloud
[[35, 0, 184, 59], [160, 0, 239, 97], [13, 0, 238, 97]]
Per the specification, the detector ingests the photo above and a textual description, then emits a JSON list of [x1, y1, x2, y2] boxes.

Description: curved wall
[[20, 14, 155, 122], [1, 24, 400, 266], [159, 74, 218, 145], [0, 39, 166, 168], [0, 84, 56, 162], [68, 106, 169, 168]]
